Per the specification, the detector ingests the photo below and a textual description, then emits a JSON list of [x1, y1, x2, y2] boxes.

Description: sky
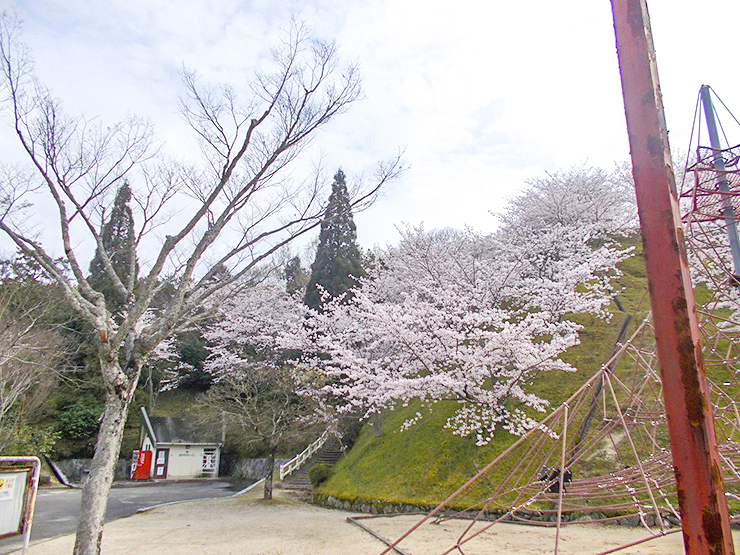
[[2, 0, 740, 251]]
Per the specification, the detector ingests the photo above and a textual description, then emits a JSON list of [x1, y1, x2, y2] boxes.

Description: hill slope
[[317, 236, 651, 507]]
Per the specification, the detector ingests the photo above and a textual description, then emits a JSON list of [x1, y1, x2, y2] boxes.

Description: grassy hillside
[[318, 236, 652, 506]]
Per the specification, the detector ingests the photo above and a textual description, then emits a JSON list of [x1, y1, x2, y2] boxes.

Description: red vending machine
[[131, 449, 152, 480]]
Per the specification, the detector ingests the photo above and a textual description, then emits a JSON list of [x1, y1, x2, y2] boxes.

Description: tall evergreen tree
[[304, 169, 365, 310], [88, 182, 138, 315]]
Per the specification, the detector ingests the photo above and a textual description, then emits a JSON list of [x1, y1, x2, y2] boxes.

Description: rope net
[[681, 145, 740, 224], [360, 156, 740, 555]]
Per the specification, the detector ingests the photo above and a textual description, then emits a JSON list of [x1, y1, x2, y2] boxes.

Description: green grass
[[319, 399, 519, 506]]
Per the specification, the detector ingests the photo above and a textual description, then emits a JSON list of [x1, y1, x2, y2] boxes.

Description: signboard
[[0, 457, 41, 554], [0, 470, 29, 536]]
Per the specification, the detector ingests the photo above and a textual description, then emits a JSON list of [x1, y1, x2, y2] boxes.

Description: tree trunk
[[372, 412, 383, 438], [74, 360, 138, 555], [263, 450, 275, 500]]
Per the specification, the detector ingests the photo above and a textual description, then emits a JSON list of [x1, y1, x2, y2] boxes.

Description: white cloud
[[2, 0, 739, 252]]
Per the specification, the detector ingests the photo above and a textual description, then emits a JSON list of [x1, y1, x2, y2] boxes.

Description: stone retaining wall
[[231, 458, 291, 480], [312, 493, 681, 527], [54, 459, 130, 484]]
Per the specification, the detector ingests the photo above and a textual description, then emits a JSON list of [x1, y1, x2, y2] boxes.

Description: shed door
[[202, 448, 217, 476], [153, 448, 169, 478]]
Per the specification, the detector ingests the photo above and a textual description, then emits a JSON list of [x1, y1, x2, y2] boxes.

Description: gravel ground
[[21, 488, 740, 555]]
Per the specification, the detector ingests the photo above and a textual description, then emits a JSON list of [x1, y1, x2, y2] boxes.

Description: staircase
[[279, 437, 344, 492]]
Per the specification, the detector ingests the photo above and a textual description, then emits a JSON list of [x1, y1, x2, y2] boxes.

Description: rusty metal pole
[[700, 85, 740, 278], [610, 1, 734, 554]]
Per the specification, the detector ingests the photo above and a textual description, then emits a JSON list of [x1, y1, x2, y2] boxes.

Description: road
[[0, 479, 248, 554]]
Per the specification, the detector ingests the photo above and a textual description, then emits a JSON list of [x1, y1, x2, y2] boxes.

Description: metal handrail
[[279, 430, 329, 480]]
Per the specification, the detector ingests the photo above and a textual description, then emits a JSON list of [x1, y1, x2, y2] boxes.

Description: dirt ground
[[23, 488, 740, 555]]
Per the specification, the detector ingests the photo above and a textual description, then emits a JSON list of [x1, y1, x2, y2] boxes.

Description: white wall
[[166, 446, 206, 478], [141, 436, 154, 452]]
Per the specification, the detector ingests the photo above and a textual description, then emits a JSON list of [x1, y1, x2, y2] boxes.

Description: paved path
[[0, 480, 244, 554]]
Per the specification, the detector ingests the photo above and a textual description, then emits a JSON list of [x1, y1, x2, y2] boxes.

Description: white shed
[[137, 407, 221, 480]]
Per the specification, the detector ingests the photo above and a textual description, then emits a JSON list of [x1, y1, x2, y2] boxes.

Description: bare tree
[[0, 277, 69, 452], [201, 365, 324, 500], [0, 13, 402, 555]]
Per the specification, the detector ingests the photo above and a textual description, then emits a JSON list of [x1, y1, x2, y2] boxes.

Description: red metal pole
[[610, 1, 734, 554]]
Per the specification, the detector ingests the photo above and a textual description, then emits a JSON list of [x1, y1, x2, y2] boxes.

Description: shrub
[[1, 424, 59, 458], [53, 399, 103, 458], [308, 463, 333, 488], [58, 400, 102, 440]]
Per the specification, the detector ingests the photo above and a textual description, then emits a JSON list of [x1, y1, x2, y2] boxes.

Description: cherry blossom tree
[[310, 166, 636, 444], [497, 163, 637, 234], [205, 281, 310, 360], [0, 14, 400, 554], [202, 281, 324, 499]]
